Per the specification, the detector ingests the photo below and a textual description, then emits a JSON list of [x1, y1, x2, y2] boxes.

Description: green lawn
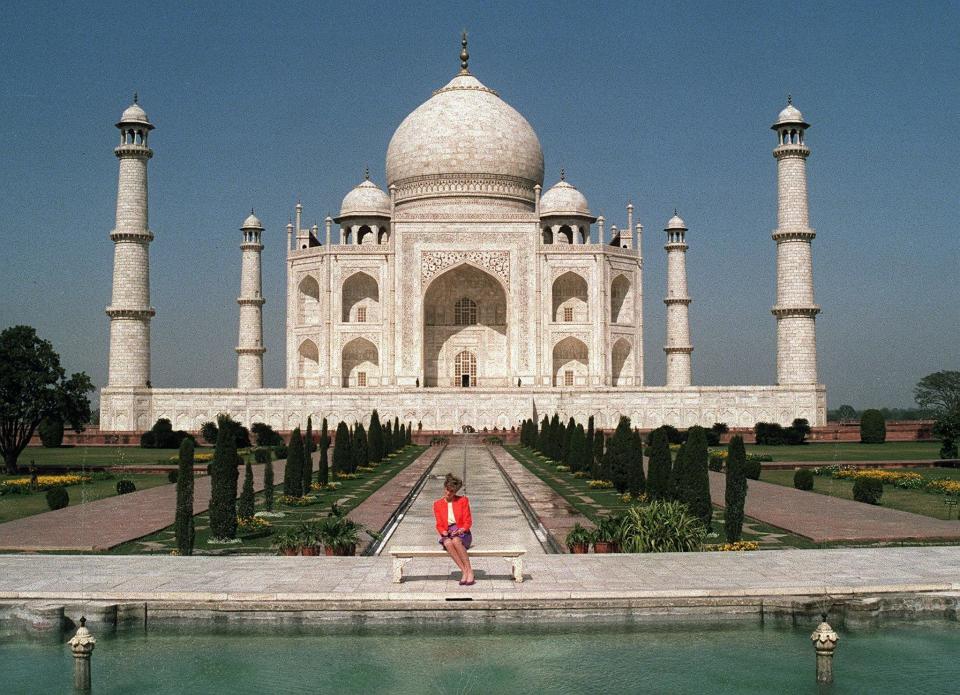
[[0, 474, 171, 524], [111, 445, 427, 555], [505, 445, 816, 550], [14, 446, 216, 469], [746, 441, 940, 462], [760, 468, 960, 520]]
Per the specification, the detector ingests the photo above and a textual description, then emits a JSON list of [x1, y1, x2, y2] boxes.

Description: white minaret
[[664, 211, 693, 386], [772, 97, 820, 384], [106, 96, 155, 388], [236, 211, 266, 389]]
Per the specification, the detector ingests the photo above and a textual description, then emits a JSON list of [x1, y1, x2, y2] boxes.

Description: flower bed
[[1, 474, 91, 494], [309, 481, 341, 492], [277, 494, 318, 507], [814, 466, 960, 495], [705, 541, 759, 552], [588, 479, 613, 489], [169, 452, 214, 463]]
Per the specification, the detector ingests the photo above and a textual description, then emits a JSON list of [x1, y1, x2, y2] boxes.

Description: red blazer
[[434, 495, 472, 536]]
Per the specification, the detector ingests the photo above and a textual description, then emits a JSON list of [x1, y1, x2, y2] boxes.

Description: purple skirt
[[439, 524, 473, 549]]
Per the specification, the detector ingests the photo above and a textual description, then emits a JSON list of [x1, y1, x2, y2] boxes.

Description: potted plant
[[317, 503, 366, 556], [298, 522, 322, 556], [592, 514, 623, 553], [565, 523, 593, 554], [275, 528, 301, 557]]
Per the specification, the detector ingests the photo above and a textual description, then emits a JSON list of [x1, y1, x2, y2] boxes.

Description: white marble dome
[[385, 73, 544, 188], [339, 178, 391, 218], [774, 102, 806, 126], [540, 180, 592, 218], [241, 211, 263, 229], [118, 102, 151, 125], [666, 212, 687, 230]]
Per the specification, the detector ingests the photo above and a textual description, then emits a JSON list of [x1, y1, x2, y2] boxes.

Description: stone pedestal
[[810, 618, 838, 684], [67, 616, 96, 691]]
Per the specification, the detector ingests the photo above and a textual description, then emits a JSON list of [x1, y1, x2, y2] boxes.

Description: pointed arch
[[342, 271, 379, 323], [610, 273, 632, 324], [298, 275, 320, 325], [552, 271, 589, 323], [298, 338, 320, 388], [342, 337, 379, 387], [611, 337, 632, 386], [552, 336, 589, 386]]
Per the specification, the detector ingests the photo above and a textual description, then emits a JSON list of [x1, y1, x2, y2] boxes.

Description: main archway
[[423, 264, 508, 387]]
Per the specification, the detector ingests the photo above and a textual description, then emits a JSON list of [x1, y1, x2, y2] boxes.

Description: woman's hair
[[444, 473, 463, 492]]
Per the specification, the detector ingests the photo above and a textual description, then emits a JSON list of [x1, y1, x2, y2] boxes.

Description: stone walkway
[[708, 472, 960, 543], [0, 461, 288, 552], [383, 437, 544, 585]]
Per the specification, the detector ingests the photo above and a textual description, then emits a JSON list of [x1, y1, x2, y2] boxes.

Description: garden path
[[708, 472, 960, 543]]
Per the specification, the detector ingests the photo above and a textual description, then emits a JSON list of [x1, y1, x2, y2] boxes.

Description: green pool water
[[3, 622, 959, 694]]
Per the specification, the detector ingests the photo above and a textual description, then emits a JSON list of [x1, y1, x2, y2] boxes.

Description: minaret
[[771, 97, 820, 384], [236, 211, 266, 389], [106, 95, 155, 388], [663, 211, 693, 386]]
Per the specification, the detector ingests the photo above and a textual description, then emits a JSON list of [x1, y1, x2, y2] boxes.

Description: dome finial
[[250, 207, 254, 215], [787, 93, 792, 105], [560, 168, 565, 181], [133, 92, 138, 104], [460, 30, 469, 73], [364, 166, 370, 181]]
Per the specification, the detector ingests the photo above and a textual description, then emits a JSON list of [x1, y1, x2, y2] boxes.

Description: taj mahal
[[100, 37, 826, 433]]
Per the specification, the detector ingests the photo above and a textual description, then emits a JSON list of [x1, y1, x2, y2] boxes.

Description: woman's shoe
[[458, 580, 466, 585], [463, 580, 476, 586]]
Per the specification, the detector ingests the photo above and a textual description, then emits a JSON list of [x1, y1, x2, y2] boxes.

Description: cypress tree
[[548, 414, 561, 460], [678, 426, 712, 529], [562, 417, 576, 466], [263, 451, 274, 511], [238, 459, 255, 519], [537, 416, 550, 453], [209, 414, 240, 540], [399, 423, 406, 447], [586, 416, 595, 459], [174, 437, 195, 555], [724, 435, 748, 542], [605, 416, 632, 493], [333, 421, 351, 475], [592, 431, 604, 479], [302, 416, 314, 494], [393, 416, 401, 451], [407, 422, 412, 445], [352, 423, 368, 472], [318, 418, 330, 486], [570, 423, 585, 472], [284, 428, 304, 497], [627, 428, 646, 498], [368, 410, 384, 463], [646, 427, 673, 501], [384, 421, 393, 455]]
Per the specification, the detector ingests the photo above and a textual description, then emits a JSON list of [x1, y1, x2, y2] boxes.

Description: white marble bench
[[388, 546, 526, 583]]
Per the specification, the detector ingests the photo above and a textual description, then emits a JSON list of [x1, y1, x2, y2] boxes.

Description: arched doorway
[[423, 264, 508, 387]]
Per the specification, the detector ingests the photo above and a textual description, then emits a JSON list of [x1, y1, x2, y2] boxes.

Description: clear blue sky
[[1, 1, 957, 409]]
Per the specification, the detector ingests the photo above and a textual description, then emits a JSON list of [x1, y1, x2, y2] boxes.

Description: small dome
[[241, 211, 263, 229], [774, 100, 807, 127], [666, 212, 686, 230], [118, 100, 152, 126], [539, 179, 592, 218], [339, 178, 391, 218]]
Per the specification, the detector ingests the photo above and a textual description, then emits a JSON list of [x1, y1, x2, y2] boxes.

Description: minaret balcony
[[235, 346, 267, 355], [237, 297, 266, 306], [771, 305, 821, 318], [110, 229, 154, 242], [114, 144, 153, 159], [773, 144, 810, 159], [663, 296, 692, 306], [106, 306, 155, 319], [771, 228, 816, 242]]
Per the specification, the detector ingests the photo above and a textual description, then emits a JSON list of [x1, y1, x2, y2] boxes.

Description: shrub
[[860, 409, 887, 444], [645, 424, 685, 446], [754, 422, 787, 445], [941, 439, 958, 460], [116, 479, 136, 495], [272, 443, 288, 460], [724, 436, 748, 543], [200, 421, 218, 446], [209, 414, 240, 540], [167, 470, 179, 484], [853, 477, 883, 504], [565, 523, 593, 551], [175, 438, 195, 555], [646, 428, 673, 501], [619, 501, 706, 553], [744, 457, 762, 480], [46, 485, 69, 510], [250, 422, 283, 447], [38, 417, 65, 448], [793, 468, 814, 491], [253, 448, 271, 464], [140, 418, 194, 449]]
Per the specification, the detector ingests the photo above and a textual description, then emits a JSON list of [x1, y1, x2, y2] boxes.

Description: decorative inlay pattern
[[421, 251, 510, 288]]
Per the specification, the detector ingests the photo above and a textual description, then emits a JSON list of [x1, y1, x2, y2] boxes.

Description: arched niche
[[298, 275, 320, 325], [342, 271, 379, 323], [611, 337, 632, 386], [552, 336, 589, 386], [298, 339, 320, 388], [610, 274, 632, 324], [341, 337, 379, 387], [552, 271, 589, 323]]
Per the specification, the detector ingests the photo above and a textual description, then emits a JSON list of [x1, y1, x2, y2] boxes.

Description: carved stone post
[[810, 616, 839, 684], [68, 616, 96, 691]]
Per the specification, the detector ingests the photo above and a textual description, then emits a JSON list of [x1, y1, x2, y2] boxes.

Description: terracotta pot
[[334, 544, 356, 557], [568, 543, 589, 554], [300, 546, 320, 556], [280, 548, 298, 557], [593, 541, 618, 554], [323, 546, 336, 557]]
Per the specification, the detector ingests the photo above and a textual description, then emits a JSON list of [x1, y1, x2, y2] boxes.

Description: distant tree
[[915, 371, 960, 458], [724, 435, 747, 542], [859, 409, 887, 444], [302, 416, 314, 494], [209, 414, 240, 539], [175, 438, 195, 555], [200, 421, 219, 446], [284, 428, 304, 497], [592, 431, 604, 479], [645, 427, 673, 501], [251, 422, 283, 447], [353, 422, 369, 471], [789, 418, 811, 444], [141, 418, 194, 449], [627, 428, 645, 498], [0, 326, 94, 473], [317, 418, 330, 486], [333, 421, 351, 474], [238, 459, 255, 520], [234, 424, 252, 450], [368, 410, 385, 463], [605, 417, 633, 493], [676, 426, 712, 529], [835, 405, 857, 422], [38, 417, 64, 448]]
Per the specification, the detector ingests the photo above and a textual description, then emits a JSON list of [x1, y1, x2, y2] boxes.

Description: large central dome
[[385, 71, 544, 210]]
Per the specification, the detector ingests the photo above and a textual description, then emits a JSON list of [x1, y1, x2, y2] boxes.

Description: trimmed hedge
[[793, 468, 814, 491], [116, 479, 136, 495], [860, 409, 887, 444], [38, 417, 64, 448], [853, 477, 883, 504], [46, 486, 69, 510]]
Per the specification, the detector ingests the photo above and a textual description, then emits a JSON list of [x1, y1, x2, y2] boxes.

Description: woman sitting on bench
[[433, 474, 475, 585]]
